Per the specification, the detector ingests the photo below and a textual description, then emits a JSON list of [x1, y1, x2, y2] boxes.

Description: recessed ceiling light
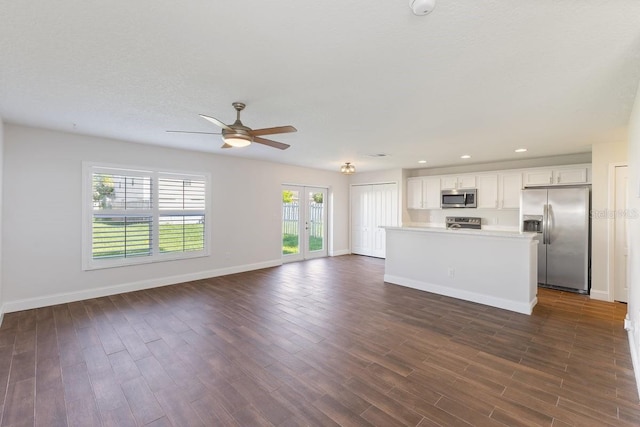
[[418, 160, 427, 164], [460, 155, 471, 159], [515, 148, 527, 153]]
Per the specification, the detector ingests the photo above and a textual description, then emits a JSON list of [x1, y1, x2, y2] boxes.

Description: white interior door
[[351, 183, 398, 258], [614, 166, 629, 302], [282, 185, 328, 262]]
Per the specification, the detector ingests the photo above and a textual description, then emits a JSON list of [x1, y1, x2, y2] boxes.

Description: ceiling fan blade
[[253, 136, 290, 150], [221, 143, 233, 149], [250, 125, 297, 137], [199, 114, 232, 131], [166, 130, 221, 135]]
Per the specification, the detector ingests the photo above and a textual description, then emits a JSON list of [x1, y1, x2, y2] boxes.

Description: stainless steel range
[[445, 217, 481, 230]]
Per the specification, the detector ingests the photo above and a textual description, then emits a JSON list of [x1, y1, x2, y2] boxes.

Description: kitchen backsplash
[[406, 208, 521, 231]]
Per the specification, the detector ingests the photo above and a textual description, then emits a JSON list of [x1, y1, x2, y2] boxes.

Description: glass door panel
[[282, 185, 327, 262], [306, 188, 327, 259], [282, 188, 301, 259]]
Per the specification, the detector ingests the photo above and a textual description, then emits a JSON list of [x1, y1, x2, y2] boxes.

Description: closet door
[[351, 183, 398, 258], [371, 183, 398, 258], [350, 185, 371, 256]]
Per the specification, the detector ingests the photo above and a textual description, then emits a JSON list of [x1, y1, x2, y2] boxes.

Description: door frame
[[608, 162, 629, 302], [281, 185, 329, 263]]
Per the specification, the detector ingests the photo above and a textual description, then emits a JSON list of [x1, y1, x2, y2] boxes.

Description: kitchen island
[[383, 227, 538, 315]]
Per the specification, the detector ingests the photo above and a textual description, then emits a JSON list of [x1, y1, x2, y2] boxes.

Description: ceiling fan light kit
[[224, 136, 252, 147], [171, 102, 296, 150], [409, 0, 436, 16]]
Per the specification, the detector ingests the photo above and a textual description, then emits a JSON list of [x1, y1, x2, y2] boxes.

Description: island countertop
[[383, 226, 538, 315], [382, 226, 538, 240]]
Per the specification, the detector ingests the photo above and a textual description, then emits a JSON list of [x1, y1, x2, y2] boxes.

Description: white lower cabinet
[[351, 183, 399, 258]]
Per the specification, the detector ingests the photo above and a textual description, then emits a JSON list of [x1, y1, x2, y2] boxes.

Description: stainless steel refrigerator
[[520, 187, 590, 293]]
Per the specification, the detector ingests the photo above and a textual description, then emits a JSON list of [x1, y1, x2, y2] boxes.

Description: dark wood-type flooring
[[0, 255, 637, 426]]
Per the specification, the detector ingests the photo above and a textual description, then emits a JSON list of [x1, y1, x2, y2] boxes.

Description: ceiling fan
[[167, 102, 296, 150]]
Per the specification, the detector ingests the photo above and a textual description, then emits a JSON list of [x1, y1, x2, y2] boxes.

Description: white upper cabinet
[[423, 177, 441, 209], [406, 164, 588, 211], [499, 172, 523, 209], [441, 174, 476, 190], [554, 167, 589, 185], [523, 169, 553, 186], [476, 174, 499, 209], [407, 178, 423, 209], [406, 177, 441, 209], [523, 166, 589, 186]]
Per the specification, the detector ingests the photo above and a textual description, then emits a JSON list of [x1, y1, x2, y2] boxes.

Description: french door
[[282, 185, 328, 262]]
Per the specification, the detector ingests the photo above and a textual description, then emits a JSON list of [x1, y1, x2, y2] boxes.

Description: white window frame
[[82, 162, 211, 270]]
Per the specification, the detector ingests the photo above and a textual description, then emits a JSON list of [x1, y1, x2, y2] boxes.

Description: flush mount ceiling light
[[460, 155, 472, 159], [340, 162, 356, 175], [515, 148, 528, 153], [410, 0, 436, 16], [418, 160, 427, 164]]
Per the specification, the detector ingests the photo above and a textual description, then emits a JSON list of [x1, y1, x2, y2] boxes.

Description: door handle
[[542, 204, 548, 244], [547, 204, 553, 244]]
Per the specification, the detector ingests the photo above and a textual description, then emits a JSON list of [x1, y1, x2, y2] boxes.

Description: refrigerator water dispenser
[[522, 215, 543, 233]]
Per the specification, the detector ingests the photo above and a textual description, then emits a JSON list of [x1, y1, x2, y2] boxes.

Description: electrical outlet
[[447, 267, 455, 279]]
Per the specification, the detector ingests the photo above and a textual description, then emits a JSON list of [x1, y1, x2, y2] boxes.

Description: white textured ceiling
[[1, 1, 640, 172]]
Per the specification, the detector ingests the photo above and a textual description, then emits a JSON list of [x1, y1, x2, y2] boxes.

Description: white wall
[[349, 168, 403, 186], [626, 82, 640, 397], [2, 124, 350, 312], [590, 140, 628, 301]]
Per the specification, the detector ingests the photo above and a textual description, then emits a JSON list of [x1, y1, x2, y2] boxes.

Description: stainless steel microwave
[[441, 189, 477, 208]]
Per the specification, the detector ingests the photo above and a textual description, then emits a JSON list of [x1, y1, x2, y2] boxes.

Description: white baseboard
[[384, 274, 537, 315], [589, 289, 611, 301], [627, 327, 640, 401], [330, 249, 351, 256], [1, 259, 282, 314]]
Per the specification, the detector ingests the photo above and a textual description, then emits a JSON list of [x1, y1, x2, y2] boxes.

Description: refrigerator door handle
[[542, 204, 548, 244], [547, 204, 552, 245]]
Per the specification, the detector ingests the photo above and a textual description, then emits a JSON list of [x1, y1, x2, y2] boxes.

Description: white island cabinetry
[[383, 227, 538, 314]]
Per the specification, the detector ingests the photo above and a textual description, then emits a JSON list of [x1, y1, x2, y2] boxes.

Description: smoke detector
[[410, 0, 436, 16]]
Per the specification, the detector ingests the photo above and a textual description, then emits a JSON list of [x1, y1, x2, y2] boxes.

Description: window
[[83, 163, 209, 270]]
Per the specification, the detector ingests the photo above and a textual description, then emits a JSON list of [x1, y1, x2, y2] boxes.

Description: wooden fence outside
[[282, 202, 323, 237]]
